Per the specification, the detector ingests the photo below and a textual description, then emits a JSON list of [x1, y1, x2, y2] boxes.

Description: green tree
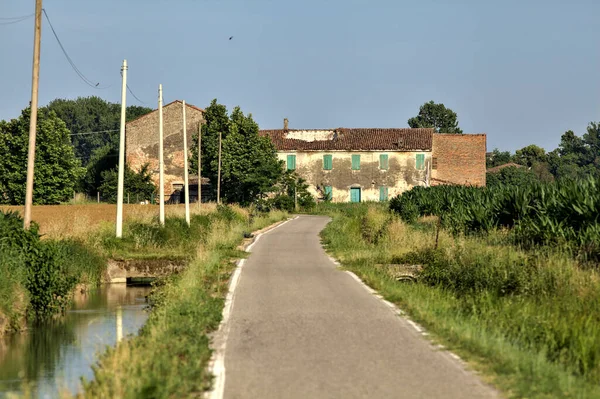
[[547, 124, 600, 180], [220, 107, 284, 204], [98, 164, 156, 203], [514, 144, 547, 167], [486, 166, 538, 188], [408, 101, 463, 134], [189, 99, 229, 195], [275, 170, 315, 210], [486, 148, 513, 168], [45, 96, 151, 166], [0, 107, 84, 205]]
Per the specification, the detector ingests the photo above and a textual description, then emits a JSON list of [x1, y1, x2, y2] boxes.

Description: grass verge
[[78, 206, 287, 398], [320, 203, 600, 399]]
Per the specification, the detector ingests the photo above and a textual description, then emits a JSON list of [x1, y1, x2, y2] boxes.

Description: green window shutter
[[416, 154, 425, 170], [379, 186, 388, 201], [380, 154, 389, 170], [351, 154, 361, 170], [323, 154, 332, 170], [324, 185, 332, 200], [287, 154, 296, 170]]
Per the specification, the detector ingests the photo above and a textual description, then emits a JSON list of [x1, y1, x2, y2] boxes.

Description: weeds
[[79, 206, 287, 398], [321, 203, 600, 398]]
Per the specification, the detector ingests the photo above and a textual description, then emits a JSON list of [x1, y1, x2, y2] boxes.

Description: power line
[[42, 8, 110, 89], [68, 120, 188, 136], [0, 13, 33, 25], [69, 129, 119, 136], [127, 84, 147, 105]]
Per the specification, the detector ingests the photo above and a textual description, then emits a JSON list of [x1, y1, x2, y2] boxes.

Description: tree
[[189, 100, 284, 205], [98, 164, 156, 203], [0, 107, 84, 204], [220, 107, 284, 204], [45, 96, 152, 195], [408, 101, 463, 134], [486, 148, 513, 168], [189, 99, 229, 196], [45, 96, 151, 166], [486, 166, 538, 188], [514, 144, 547, 168], [547, 124, 600, 180]]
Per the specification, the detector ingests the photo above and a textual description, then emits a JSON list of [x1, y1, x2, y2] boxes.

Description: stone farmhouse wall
[[126, 100, 204, 196], [277, 151, 431, 202]]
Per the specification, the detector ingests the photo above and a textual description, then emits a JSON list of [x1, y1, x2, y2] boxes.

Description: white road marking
[[206, 216, 298, 399], [342, 270, 465, 363]]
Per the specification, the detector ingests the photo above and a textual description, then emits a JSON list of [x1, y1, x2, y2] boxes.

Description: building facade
[[261, 124, 486, 202], [126, 100, 205, 198], [260, 127, 436, 202]]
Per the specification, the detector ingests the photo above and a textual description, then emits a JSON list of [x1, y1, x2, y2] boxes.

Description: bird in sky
[[95, 83, 99, 87], [229, 36, 233, 40]]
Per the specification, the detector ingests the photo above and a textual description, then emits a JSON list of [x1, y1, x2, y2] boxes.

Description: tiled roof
[[259, 128, 434, 151], [487, 162, 524, 173]]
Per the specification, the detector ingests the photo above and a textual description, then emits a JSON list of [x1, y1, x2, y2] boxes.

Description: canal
[[0, 284, 151, 398]]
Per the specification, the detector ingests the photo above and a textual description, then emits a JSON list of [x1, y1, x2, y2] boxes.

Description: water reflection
[[0, 285, 151, 398]]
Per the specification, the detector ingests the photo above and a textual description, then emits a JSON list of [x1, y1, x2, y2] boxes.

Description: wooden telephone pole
[[23, 0, 43, 229]]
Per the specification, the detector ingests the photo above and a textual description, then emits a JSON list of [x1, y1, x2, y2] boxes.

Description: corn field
[[389, 178, 600, 262]]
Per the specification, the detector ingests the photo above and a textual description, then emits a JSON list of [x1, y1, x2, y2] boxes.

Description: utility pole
[[197, 123, 201, 208], [158, 84, 165, 225], [217, 131, 222, 204], [115, 59, 127, 238], [23, 0, 43, 230], [182, 101, 190, 226]]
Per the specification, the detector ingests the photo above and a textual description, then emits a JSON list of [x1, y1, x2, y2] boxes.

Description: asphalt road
[[221, 215, 498, 399]]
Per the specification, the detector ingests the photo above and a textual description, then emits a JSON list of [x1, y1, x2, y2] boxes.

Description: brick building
[[431, 134, 487, 186], [126, 100, 205, 199], [261, 121, 486, 202]]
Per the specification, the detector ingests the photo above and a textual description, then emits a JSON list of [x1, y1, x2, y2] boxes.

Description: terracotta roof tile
[[259, 128, 433, 151], [487, 162, 524, 173]]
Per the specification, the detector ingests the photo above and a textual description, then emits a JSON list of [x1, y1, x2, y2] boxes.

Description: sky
[[1, 0, 599, 152]]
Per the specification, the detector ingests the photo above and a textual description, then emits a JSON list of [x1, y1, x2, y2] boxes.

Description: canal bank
[[0, 284, 152, 398]]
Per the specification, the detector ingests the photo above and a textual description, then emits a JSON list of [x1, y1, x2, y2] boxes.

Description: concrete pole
[[115, 59, 127, 238], [23, 0, 43, 230], [182, 101, 190, 225], [158, 84, 165, 225], [217, 131, 222, 204], [197, 123, 201, 208]]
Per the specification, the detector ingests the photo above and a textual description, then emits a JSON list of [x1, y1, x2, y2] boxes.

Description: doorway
[[350, 187, 361, 203]]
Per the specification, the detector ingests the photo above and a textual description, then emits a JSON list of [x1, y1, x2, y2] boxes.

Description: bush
[[0, 210, 89, 321]]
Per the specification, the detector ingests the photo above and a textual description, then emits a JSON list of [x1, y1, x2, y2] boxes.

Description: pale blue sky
[[1, 0, 599, 152]]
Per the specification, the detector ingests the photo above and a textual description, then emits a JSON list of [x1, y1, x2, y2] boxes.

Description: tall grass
[[321, 203, 600, 398], [79, 206, 287, 398], [389, 178, 600, 262]]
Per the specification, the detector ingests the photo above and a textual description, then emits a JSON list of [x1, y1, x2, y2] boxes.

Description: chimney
[[283, 118, 289, 130]]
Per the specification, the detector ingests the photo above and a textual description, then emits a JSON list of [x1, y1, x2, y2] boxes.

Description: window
[[379, 154, 389, 170], [324, 185, 333, 200], [416, 153, 425, 170], [379, 186, 388, 202], [432, 157, 438, 170], [287, 154, 296, 170], [323, 154, 333, 170], [351, 154, 361, 170]]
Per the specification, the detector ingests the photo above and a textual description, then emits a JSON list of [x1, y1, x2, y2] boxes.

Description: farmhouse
[[260, 119, 486, 202], [125, 100, 207, 200]]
